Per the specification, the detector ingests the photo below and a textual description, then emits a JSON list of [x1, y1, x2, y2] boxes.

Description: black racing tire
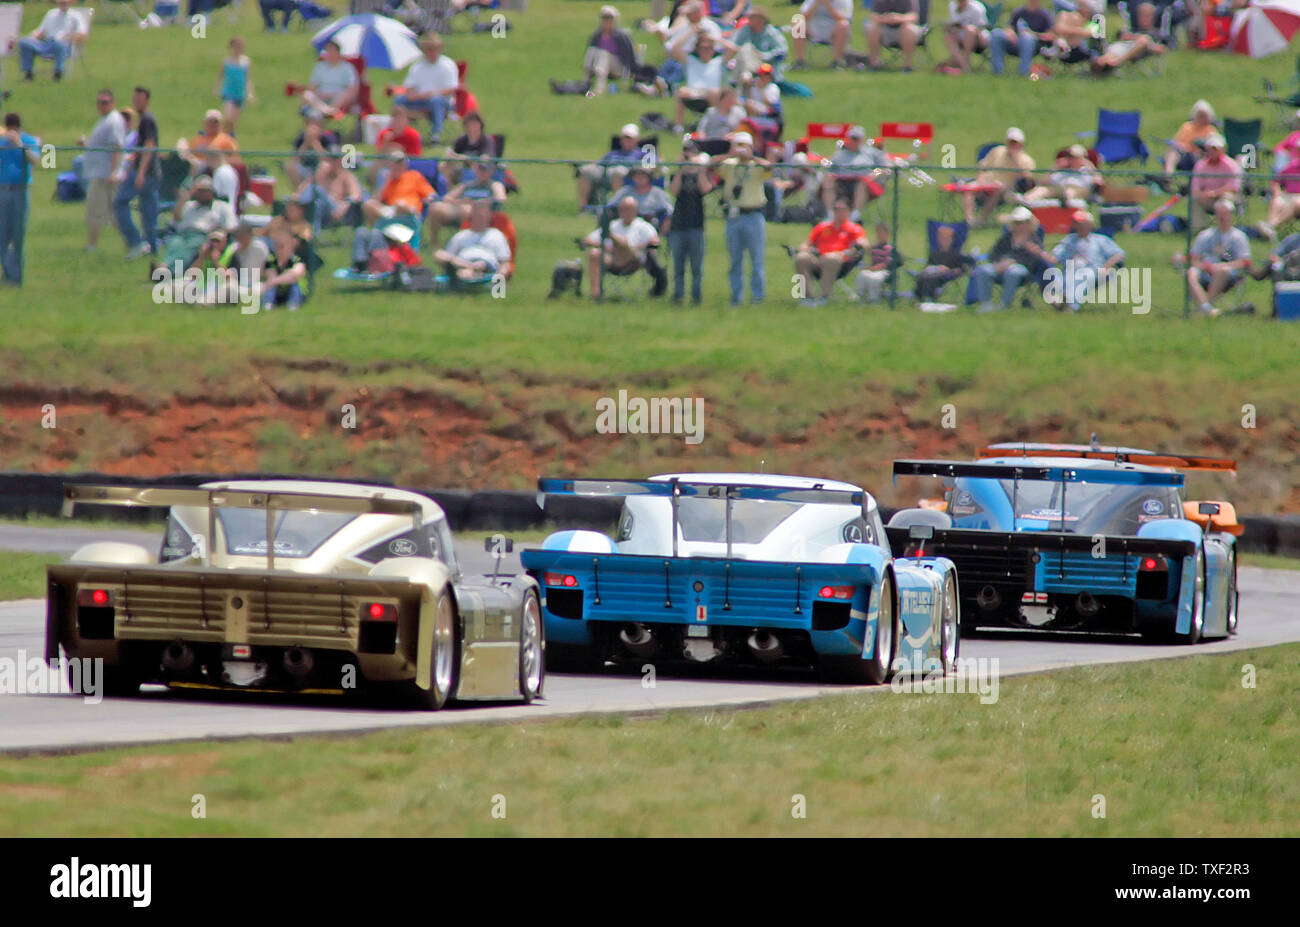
[[544, 642, 604, 674], [1175, 549, 1207, 645], [820, 570, 897, 685], [1224, 550, 1239, 636], [518, 589, 545, 702], [940, 572, 960, 675], [407, 589, 459, 710], [101, 666, 143, 698]]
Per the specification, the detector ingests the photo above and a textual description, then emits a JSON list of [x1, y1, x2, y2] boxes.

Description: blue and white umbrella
[[310, 14, 421, 71]]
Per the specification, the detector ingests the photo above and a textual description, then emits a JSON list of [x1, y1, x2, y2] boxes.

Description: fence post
[[1183, 185, 1193, 318], [888, 164, 900, 309]]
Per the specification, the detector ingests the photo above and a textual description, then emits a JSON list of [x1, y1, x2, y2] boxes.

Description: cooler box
[[155, 0, 180, 20], [248, 175, 276, 206], [1274, 281, 1300, 320]]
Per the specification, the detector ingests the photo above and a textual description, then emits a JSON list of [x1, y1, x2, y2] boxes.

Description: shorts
[[85, 178, 117, 228], [221, 96, 245, 109], [1197, 268, 1242, 289], [833, 176, 885, 201], [878, 25, 913, 44], [806, 15, 843, 45]]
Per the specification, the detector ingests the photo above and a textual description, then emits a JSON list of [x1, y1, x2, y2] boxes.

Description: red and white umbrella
[[1230, 0, 1300, 58]]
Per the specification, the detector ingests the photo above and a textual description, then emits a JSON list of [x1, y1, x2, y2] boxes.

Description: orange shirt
[[190, 131, 239, 155], [1173, 121, 1216, 152], [808, 219, 866, 255], [381, 169, 435, 212]]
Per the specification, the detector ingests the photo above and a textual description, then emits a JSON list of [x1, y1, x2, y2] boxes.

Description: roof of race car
[[648, 472, 865, 493], [195, 479, 447, 521]]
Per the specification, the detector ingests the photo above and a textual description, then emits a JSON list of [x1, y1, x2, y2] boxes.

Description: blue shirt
[[0, 133, 39, 186], [1052, 231, 1123, 269]]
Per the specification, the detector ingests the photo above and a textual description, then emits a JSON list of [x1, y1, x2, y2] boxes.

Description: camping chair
[[938, 140, 1002, 220], [878, 0, 933, 68], [581, 135, 660, 208], [158, 153, 194, 211], [1078, 108, 1149, 165], [101, 0, 150, 23], [586, 209, 664, 301], [1195, 12, 1231, 50], [1256, 59, 1300, 128], [331, 214, 425, 289], [877, 122, 933, 164], [907, 219, 973, 304], [63, 8, 93, 77], [1224, 117, 1265, 192], [435, 210, 518, 292], [965, 1, 1003, 72], [783, 241, 866, 303]]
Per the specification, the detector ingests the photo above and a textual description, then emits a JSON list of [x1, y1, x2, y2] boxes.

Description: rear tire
[[408, 589, 459, 709], [518, 590, 545, 702], [940, 573, 960, 675], [1176, 550, 1206, 644], [1224, 550, 1239, 635], [820, 571, 896, 684]]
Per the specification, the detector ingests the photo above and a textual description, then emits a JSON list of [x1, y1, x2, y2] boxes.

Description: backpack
[[55, 172, 86, 203], [548, 259, 583, 298]]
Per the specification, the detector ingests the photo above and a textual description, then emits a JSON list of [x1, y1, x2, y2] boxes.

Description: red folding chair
[[876, 122, 933, 162], [1197, 14, 1232, 50]]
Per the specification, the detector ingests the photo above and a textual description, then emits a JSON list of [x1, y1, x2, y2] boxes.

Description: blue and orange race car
[[888, 444, 1242, 642]]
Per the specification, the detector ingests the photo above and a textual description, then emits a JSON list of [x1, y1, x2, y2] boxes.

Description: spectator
[[286, 110, 341, 189], [584, 6, 639, 96], [971, 206, 1055, 312], [608, 166, 674, 230], [989, 0, 1055, 77], [696, 87, 747, 140], [435, 200, 512, 281], [397, 35, 459, 142], [713, 131, 773, 305], [963, 126, 1035, 226], [864, 0, 922, 72], [582, 195, 665, 299], [300, 148, 364, 230], [427, 158, 506, 243], [914, 224, 970, 301], [229, 221, 269, 277], [941, 0, 990, 73], [83, 89, 126, 252], [821, 125, 890, 219], [1186, 199, 1251, 316], [1025, 144, 1100, 206], [1049, 210, 1124, 311], [0, 114, 39, 285], [673, 32, 726, 133], [441, 111, 498, 186], [303, 40, 359, 121], [115, 86, 161, 260], [1190, 134, 1242, 217], [259, 0, 295, 32], [665, 139, 714, 304], [1049, 0, 1100, 68], [372, 106, 423, 173], [362, 151, 436, 224], [351, 220, 422, 274], [1248, 226, 1300, 281], [795, 199, 866, 306], [791, 0, 853, 70], [202, 151, 240, 206], [854, 222, 899, 302], [772, 151, 824, 220], [730, 6, 788, 78], [576, 123, 646, 210], [262, 227, 308, 311], [267, 199, 314, 243], [1164, 100, 1216, 178], [1092, 2, 1170, 74], [216, 36, 254, 132], [708, 0, 748, 25], [18, 0, 85, 81], [662, 1, 724, 55], [161, 175, 238, 269], [1273, 109, 1300, 171], [1257, 154, 1300, 243], [178, 109, 239, 172]]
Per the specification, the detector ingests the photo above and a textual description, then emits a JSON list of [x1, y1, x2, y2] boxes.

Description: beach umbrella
[[311, 13, 421, 70], [1230, 0, 1300, 58]]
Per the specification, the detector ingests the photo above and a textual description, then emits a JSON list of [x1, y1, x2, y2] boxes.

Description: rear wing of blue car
[[892, 460, 1186, 487], [884, 526, 1196, 563]]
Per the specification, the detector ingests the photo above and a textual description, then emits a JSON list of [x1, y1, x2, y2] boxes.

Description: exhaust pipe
[[976, 585, 1002, 612], [282, 647, 314, 678], [161, 641, 195, 674], [747, 630, 783, 664], [1075, 592, 1101, 618], [618, 623, 657, 657]]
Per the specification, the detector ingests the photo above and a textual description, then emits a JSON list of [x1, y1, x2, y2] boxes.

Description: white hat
[[731, 131, 754, 147], [204, 109, 223, 123], [620, 122, 640, 138], [1205, 133, 1226, 149], [1067, 143, 1087, 158], [1009, 205, 1034, 222], [379, 222, 414, 244], [846, 124, 868, 139], [1006, 126, 1026, 143]]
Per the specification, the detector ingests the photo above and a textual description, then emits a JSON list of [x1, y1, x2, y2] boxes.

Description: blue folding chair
[[1082, 109, 1150, 165], [909, 219, 973, 302]]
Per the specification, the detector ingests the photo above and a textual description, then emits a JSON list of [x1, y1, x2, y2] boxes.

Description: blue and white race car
[[889, 444, 1242, 642], [521, 473, 962, 683]]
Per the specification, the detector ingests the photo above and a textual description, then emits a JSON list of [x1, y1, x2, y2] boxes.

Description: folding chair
[[907, 219, 973, 303], [1079, 108, 1149, 165], [101, 0, 150, 24], [937, 140, 1001, 220], [1256, 59, 1300, 128], [877, 0, 933, 68], [1224, 116, 1264, 172], [877, 122, 933, 164], [581, 134, 659, 208], [435, 210, 517, 292], [1195, 12, 1231, 50], [332, 214, 424, 288], [965, 222, 1049, 308]]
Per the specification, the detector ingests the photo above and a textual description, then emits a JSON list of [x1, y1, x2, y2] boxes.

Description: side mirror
[[484, 535, 514, 554], [908, 525, 935, 541], [1198, 502, 1221, 516]]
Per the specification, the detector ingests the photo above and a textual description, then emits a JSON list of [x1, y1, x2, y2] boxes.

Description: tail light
[[77, 588, 113, 607], [1140, 556, 1168, 572], [817, 585, 854, 600], [545, 573, 579, 588], [362, 602, 397, 621]]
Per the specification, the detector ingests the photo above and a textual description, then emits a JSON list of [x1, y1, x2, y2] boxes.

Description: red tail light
[[818, 585, 855, 600], [545, 573, 579, 588], [1140, 556, 1167, 572], [77, 588, 113, 607], [363, 602, 397, 621]]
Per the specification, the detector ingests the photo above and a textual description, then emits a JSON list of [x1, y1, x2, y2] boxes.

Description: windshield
[[996, 479, 1180, 535], [217, 508, 355, 558], [676, 498, 800, 544]]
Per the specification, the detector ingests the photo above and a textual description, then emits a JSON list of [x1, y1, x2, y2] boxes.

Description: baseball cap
[[1072, 209, 1094, 224], [749, 5, 770, 19], [191, 175, 215, 191], [387, 149, 408, 161], [758, 62, 773, 76], [1006, 126, 1026, 143], [846, 125, 867, 139], [1068, 144, 1087, 158], [620, 123, 640, 138], [600, 4, 618, 17], [1205, 133, 1226, 149], [204, 109, 223, 122], [1010, 205, 1034, 222], [731, 131, 754, 147]]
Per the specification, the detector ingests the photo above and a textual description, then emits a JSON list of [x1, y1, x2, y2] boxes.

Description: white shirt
[[667, 18, 722, 53], [38, 8, 82, 43], [179, 198, 237, 234], [404, 55, 459, 95], [948, 0, 988, 27], [211, 163, 240, 204], [684, 54, 724, 90], [586, 217, 658, 257], [445, 227, 511, 265], [800, 0, 853, 22]]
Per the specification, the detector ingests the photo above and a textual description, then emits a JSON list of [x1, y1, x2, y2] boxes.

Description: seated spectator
[[576, 123, 646, 210], [396, 35, 459, 142], [1249, 226, 1300, 281], [971, 206, 1055, 312], [350, 220, 422, 273], [161, 176, 238, 269], [739, 64, 784, 147], [696, 87, 748, 140], [286, 110, 341, 188], [202, 151, 241, 207], [268, 199, 314, 244], [441, 111, 498, 186], [607, 166, 674, 228], [1273, 109, 1300, 171], [1048, 0, 1100, 67], [434, 200, 512, 281], [915, 224, 971, 300], [259, 0, 296, 32], [178, 109, 239, 173], [854, 222, 900, 302], [1191, 134, 1242, 217], [989, 0, 1055, 77], [377, 105, 423, 158], [941, 0, 990, 73], [582, 195, 666, 299], [429, 158, 506, 238], [584, 6, 639, 96], [666, 139, 714, 304], [1025, 144, 1100, 206], [660, 1, 724, 55], [362, 151, 436, 225], [791, 0, 853, 70], [302, 40, 359, 120], [794, 199, 866, 306], [1186, 199, 1251, 316], [730, 6, 788, 78], [964, 126, 1035, 226], [672, 32, 725, 132], [229, 221, 269, 276], [18, 0, 85, 81], [1092, 2, 1170, 74], [864, 0, 922, 72], [262, 227, 308, 311], [1048, 210, 1124, 311], [821, 125, 890, 218], [1165, 100, 1216, 178], [1257, 156, 1300, 243], [772, 151, 824, 221], [300, 148, 365, 230]]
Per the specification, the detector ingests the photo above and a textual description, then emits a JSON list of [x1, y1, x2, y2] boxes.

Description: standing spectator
[[864, 0, 922, 72], [1049, 210, 1124, 311], [854, 222, 899, 302], [666, 140, 714, 304], [18, 0, 85, 81], [259, 0, 296, 32], [584, 6, 639, 96], [216, 37, 254, 132], [713, 132, 773, 305], [362, 151, 436, 224], [576, 124, 646, 210], [0, 114, 40, 285], [971, 206, 1055, 312], [730, 7, 789, 78], [114, 86, 161, 260], [397, 35, 459, 143], [989, 0, 1055, 77], [435, 200, 512, 282], [821, 125, 890, 219], [1190, 134, 1242, 219], [914, 224, 970, 300], [791, 0, 853, 70], [964, 126, 1035, 226], [582, 195, 665, 300], [83, 89, 126, 252], [794, 199, 866, 306], [942, 0, 990, 73], [1186, 198, 1251, 316], [1164, 100, 1217, 179], [303, 40, 359, 121], [672, 32, 726, 133]]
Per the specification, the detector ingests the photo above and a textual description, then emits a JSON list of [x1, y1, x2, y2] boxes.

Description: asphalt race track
[[1, 527, 1297, 754]]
